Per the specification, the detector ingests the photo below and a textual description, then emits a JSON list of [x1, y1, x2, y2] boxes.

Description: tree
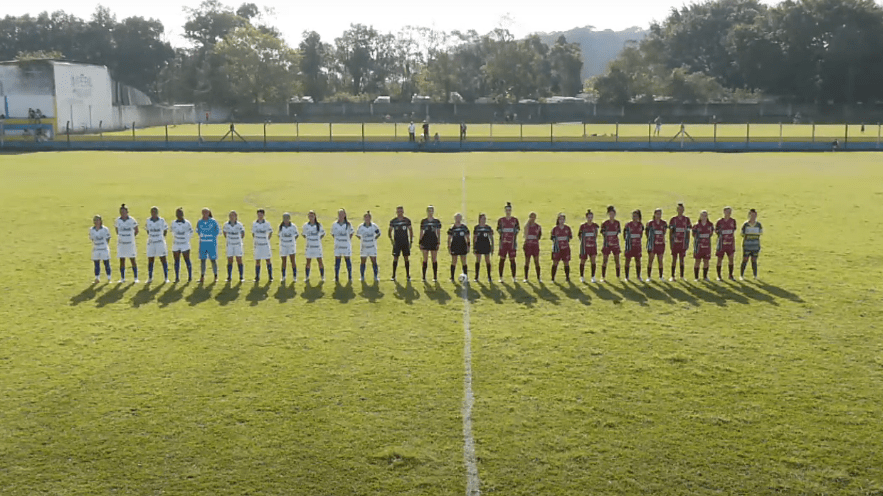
[[183, 0, 248, 49], [298, 31, 329, 100], [214, 24, 300, 106], [549, 35, 584, 96], [333, 24, 396, 95]]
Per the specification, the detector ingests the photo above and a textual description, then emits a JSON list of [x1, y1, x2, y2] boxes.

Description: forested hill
[[536, 26, 648, 80]]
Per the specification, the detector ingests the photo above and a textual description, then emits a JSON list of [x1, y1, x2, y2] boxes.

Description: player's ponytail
[[505, 202, 512, 209], [586, 209, 593, 217], [633, 209, 642, 221], [607, 205, 615, 214], [120, 203, 128, 213]]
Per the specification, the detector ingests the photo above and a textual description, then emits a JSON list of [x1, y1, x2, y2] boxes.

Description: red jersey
[[497, 216, 520, 247], [601, 219, 621, 248], [646, 219, 668, 251], [715, 217, 737, 249], [692, 220, 714, 253], [523, 222, 541, 247], [669, 215, 692, 251], [623, 221, 644, 252], [551, 225, 572, 253], [578, 222, 599, 249]]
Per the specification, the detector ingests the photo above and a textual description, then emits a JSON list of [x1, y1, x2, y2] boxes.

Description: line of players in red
[[432, 202, 760, 284]]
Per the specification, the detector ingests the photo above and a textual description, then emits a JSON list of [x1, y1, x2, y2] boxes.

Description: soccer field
[[1, 152, 882, 495]]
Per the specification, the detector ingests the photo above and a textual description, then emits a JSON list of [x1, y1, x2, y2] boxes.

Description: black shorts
[[420, 234, 439, 251], [392, 240, 411, 257], [743, 249, 760, 258], [451, 244, 469, 256], [473, 240, 492, 255]]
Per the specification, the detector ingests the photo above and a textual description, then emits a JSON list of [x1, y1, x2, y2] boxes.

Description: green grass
[[82, 122, 880, 143], [1, 152, 883, 495]]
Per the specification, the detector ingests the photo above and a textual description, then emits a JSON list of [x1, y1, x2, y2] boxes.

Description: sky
[[3, 0, 782, 47]]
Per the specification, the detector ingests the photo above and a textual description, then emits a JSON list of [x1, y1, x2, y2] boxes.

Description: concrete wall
[[0, 63, 56, 118], [113, 105, 196, 130], [53, 62, 114, 132]]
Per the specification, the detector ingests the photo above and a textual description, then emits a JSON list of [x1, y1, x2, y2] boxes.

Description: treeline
[[589, 0, 883, 104]]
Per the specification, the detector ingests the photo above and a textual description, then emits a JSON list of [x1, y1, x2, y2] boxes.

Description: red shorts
[[649, 244, 666, 255], [602, 246, 621, 256], [579, 246, 597, 260], [694, 248, 711, 260], [716, 246, 735, 258], [499, 244, 517, 259], [625, 247, 642, 260], [523, 243, 539, 258], [552, 249, 571, 263]]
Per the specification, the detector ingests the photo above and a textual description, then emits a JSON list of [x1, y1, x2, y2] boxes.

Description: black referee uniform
[[448, 223, 470, 280]]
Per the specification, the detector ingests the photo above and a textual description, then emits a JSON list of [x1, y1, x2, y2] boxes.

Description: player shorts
[[523, 243, 539, 258], [420, 242, 439, 251], [172, 242, 191, 253], [117, 242, 137, 259], [92, 248, 111, 261], [579, 245, 597, 260], [305, 245, 323, 259], [625, 247, 642, 260], [743, 249, 761, 258], [716, 246, 735, 258], [146, 241, 168, 258], [648, 244, 666, 255], [602, 245, 621, 256], [199, 242, 218, 261], [451, 245, 469, 256], [360, 245, 378, 258], [226, 243, 243, 258], [499, 244, 517, 259], [552, 249, 571, 263], [334, 246, 352, 257], [392, 240, 410, 258], [694, 248, 711, 260], [254, 244, 273, 260], [279, 243, 296, 257], [474, 240, 492, 256]]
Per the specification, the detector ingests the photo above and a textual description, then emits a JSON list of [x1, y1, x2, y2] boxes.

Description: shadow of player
[[608, 282, 649, 306], [477, 282, 506, 304], [393, 280, 420, 304], [424, 282, 452, 305], [704, 280, 750, 305], [736, 281, 778, 305], [633, 281, 674, 304], [301, 281, 325, 303], [95, 283, 133, 308], [561, 281, 591, 306], [216, 282, 242, 306], [274, 283, 296, 303], [359, 281, 384, 302], [529, 282, 557, 305], [502, 282, 538, 307], [681, 281, 727, 307], [158, 281, 188, 308], [332, 282, 356, 304], [186, 281, 216, 306], [70, 282, 103, 306], [246, 281, 271, 306], [659, 281, 699, 306], [584, 282, 623, 303], [132, 282, 164, 308], [756, 282, 804, 303], [460, 283, 481, 303]]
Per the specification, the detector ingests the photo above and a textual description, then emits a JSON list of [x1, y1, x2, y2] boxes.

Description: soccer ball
[[458, 273, 469, 284]]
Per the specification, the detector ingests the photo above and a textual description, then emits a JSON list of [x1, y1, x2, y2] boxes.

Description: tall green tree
[[298, 31, 329, 100], [214, 24, 300, 106]]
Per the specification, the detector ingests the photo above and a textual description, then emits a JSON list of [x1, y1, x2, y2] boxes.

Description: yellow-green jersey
[[741, 221, 763, 255]]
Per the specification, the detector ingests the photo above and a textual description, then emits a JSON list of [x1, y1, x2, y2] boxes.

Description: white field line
[[461, 165, 481, 496]]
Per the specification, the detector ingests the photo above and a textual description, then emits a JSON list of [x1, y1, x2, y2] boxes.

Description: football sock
[[525, 264, 531, 280], [740, 260, 747, 277], [148, 260, 154, 279], [694, 267, 700, 279], [580, 262, 585, 278], [174, 259, 181, 279], [132, 265, 138, 279], [432, 262, 438, 280], [422, 262, 428, 279], [486, 263, 492, 280], [185, 259, 192, 279], [162, 261, 168, 280], [281, 266, 286, 278], [703, 267, 709, 279], [334, 258, 341, 279], [647, 264, 652, 280], [476, 262, 482, 278], [728, 264, 734, 278], [292, 266, 297, 280], [564, 266, 570, 280], [510, 260, 517, 278], [602, 265, 607, 279], [227, 264, 233, 280], [93, 261, 101, 277], [255, 265, 261, 281], [372, 263, 378, 279], [392, 260, 398, 278], [306, 268, 311, 279], [658, 265, 663, 278], [267, 263, 273, 280], [319, 267, 325, 279], [200, 259, 206, 276], [680, 262, 685, 278], [238, 263, 244, 279], [751, 259, 758, 277], [499, 259, 505, 278], [211, 260, 218, 276], [717, 265, 722, 279], [120, 261, 126, 279], [360, 263, 366, 279], [345, 259, 352, 279], [591, 263, 597, 278], [615, 266, 620, 278], [462, 265, 468, 278], [535, 263, 541, 280], [671, 263, 676, 278], [104, 260, 111, 276], [551, 265, 557, 280], [625, 265, 630, 279], [635, 263, 641, 279], [404, 261, 410, 278], [450, 265, 456, 280]]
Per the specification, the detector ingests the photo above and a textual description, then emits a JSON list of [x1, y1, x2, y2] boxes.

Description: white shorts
[[279, 243, 296, 257], [146, 241, 168, 258], [92, 248, 111, 261], [254, 244, 273, 260], [360, 246, 378, 258], [334, 245, 352, 257], [226, 243, 243, 258], [117, 242, 137, 259], [172, 242, 191, 253], [305, 246, 323, 259]]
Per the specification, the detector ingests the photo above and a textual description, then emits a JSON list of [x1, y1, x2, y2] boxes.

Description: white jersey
[[278, 223, 299, 256], [170, 219, 194, 251], [223, 221, 245, 257], [145, 217, 169, 257], [90, 226, 111, 260], [252, 220, 274, 260], [302, 222, 325, 258], [332, 222, 355, 256], [115, 216, 138, 258], [356, 222, 381, 257]]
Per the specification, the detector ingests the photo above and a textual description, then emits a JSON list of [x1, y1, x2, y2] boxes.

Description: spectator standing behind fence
[[654, 116, 662, 136], [460, 122, 467, 140], [408, 121, 416, 142], [423, 121, 430, 142]]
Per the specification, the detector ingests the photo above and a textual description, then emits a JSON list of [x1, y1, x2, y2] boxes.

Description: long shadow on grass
[[681, 281, 727, 306], [332, 282, 356, 303], [186, 281, 216, 306], [95, 283, 133, 308], [424, 282, 452, 305], [632, 281, 675, 304], [756, 282, 804, 303], [584, 281, 623, 303], [216, 282, 242, 305], [561, 281, 591, 306], [301, 282, 325, 303], [735, 281, 778, 306], [158, 281, 188, 307], [477, 282, 505, 304], [607, 282, 649, 306], [501, 282, 538, 307], [359, 281, 384, 302], [393, 281, 420, 304], [246, 282, 271, 306], [132, 282, 164, 307], [525, 282, 553, 306], [704, 280, 750, 305], [658, 281, 699, 306], [274, 283, 296, 303], [70, 282, 103, 306], [461, 283, 481, 303]]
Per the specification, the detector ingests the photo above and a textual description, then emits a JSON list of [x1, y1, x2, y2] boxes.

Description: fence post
[[520, 123, 523, 142], [713, 122, 717, 147], [648, 122, 651, 147], [394, 122, 397, 140], [329, 122, 332, 142], [680, 122, 684, 149], [877, 123, 880, 149], [263, 122, 267, 148], [198, 122, 202, 143], [99, 121, 103, 138], [362, 122, 365, 152], [746, 122, 750, 149], [583, 122, 586, 140], [67, 121, 71, 147], [778, 122, 782, 148], [615, 122, 619, 143], [490, 122, 493, 139], [296, 121, 299, 141], [550, 123, 553, 145], [844, 123, 848, 149], [812, 123, 815, 143], [165, 125, 169, 144], [132, 122, 136, 141]]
